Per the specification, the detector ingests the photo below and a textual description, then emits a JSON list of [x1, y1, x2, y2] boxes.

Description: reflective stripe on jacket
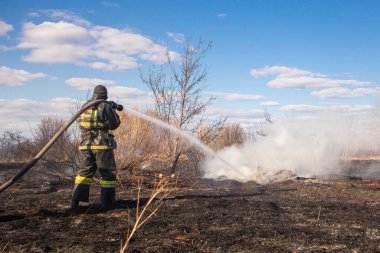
[[78, 107, 105, 129], [78, 132, 117, 150], [77, 100, 120, 151]]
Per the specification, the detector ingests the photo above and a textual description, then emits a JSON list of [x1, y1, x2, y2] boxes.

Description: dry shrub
[[114, 112, 250, 181], [120, 174, 176, 252], [114, 110, 224, 181], [114, 110, 171, 183], [0, 130, 32, 162], [0, 116, 80, 179], [31, 116, 80, 179], [32, 117, 71, 159], [210, 123, 245, 150]]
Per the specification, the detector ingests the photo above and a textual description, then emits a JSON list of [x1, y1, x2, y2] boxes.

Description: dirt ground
[[1, 162, 380, 253]]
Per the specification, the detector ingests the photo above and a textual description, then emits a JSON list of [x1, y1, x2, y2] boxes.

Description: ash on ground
[[1, 161, 380, 252]]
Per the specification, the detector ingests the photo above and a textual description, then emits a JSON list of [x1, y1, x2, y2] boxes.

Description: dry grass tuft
[[120, 174, 177, 252]]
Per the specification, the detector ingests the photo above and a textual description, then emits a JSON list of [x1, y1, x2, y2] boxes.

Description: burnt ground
[[1, 162, 380, 253]]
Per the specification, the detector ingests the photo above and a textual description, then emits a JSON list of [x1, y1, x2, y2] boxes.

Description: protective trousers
[[72, 149, 116, 208]]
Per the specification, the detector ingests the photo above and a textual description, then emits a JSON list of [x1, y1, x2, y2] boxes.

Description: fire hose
[[0, 99, 122, 193]]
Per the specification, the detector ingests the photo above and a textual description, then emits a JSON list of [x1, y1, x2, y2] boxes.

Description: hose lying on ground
[[0, 99, 109, 193]]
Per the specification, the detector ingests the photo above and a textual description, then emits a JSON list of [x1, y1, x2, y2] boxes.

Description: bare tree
[[114, 110, 167, 184], [30, 116, 79, 179], [33, 117, 71, 159], [0, 130, 25, 162], [140, 38, 223, 173]]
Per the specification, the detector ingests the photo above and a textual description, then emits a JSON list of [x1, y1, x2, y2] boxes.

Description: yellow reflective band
[[79, 145, 111, 150], [75, 176, 93, 185], [100, 179, 116, 185], [78, 122, 105, 128], [100, 180, 116, 188], [80, 109, 97, 118], [80, 112, 91, 118], [78, 108, 105, 129]]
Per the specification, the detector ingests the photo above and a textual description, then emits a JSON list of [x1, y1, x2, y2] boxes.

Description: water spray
[[123, 108, 239, 173]]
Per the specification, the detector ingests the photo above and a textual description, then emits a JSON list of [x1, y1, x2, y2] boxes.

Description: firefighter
[[71, 85, 121, 210]]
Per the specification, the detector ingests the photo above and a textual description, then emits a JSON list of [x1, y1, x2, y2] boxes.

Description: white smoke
[[201, 113, 380, 184]]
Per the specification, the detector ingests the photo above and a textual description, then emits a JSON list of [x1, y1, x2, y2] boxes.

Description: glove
[[109, 101, 124, 111]]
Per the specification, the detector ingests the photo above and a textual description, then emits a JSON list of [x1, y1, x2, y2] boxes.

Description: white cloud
[[118, 95, 154, 108], [24, 44, 92, 63], [65, 77, 116, 90], [260, 101, 280, 106], [311, 87, 380, 99], [19, 21, 92, 63], [251, 66, 311, 78], [167, 32, 185, 43], [217, 13, 228, 18], [250, 66, 369, 89], [224, 93, 265, 101], [354, 88, 380, 96], [108, 86, 145, 97], [280, 104, 324, 113], [339, 104, 373, 114], [18, 19, 180, 70], [0, 20, 13, 36], [20, 22, 91, 46], [41, 9, 91, 26], [0, 96, 154, 134], [65, 77, 145, 98], [211, 92, 266, 101], [0, 98, 76, 133], [280, 104, 373, 115], [0, 66, 47, 86]]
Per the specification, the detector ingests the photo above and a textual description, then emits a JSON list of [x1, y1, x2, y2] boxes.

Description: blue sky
[[1, 0, 380, 133]]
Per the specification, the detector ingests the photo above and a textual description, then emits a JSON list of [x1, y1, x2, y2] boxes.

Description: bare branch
[[138, 37, 221, 175]]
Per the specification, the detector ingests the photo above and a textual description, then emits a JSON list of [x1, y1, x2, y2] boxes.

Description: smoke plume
[[202, 113, 380, 184]]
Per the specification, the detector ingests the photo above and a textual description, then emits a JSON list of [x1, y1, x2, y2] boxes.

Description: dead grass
[[120, 174, 177, 252]]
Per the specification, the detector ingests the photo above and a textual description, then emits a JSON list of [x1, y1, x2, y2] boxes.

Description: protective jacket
[[77, 99, 121, 150]]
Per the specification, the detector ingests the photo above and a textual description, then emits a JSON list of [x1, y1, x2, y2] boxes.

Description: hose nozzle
[[109, 101, 123, 111]]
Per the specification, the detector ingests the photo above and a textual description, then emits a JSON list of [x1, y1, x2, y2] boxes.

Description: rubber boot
[[71, 200, 79, 209], [101, 188, 115, 210], [71, 184, 90, 209]]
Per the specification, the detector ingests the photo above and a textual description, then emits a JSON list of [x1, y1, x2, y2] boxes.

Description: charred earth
[[1, 162, 380, 252]]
